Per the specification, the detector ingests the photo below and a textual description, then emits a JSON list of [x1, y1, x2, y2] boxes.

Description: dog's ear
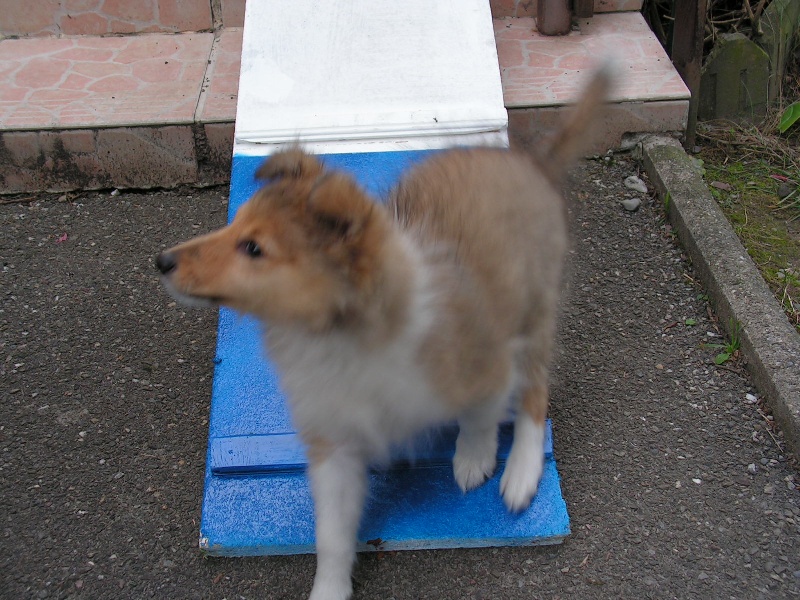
[[307, 173, 373, 241], [256, 148, 325, 182]]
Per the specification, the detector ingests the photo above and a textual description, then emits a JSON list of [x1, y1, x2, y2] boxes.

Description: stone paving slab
[[494, 13, 688, 107], [0, 33, 214, 130], [2, 0, 642, 36], [196, 28, 242, 125], [491, 0, 643, 18], [642, 136, 800, 456], [0, 13, 688, 193], [1, 0, 214, 37]]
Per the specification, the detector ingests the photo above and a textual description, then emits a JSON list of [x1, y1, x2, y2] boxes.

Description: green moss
[[704, 155, 800, 332]]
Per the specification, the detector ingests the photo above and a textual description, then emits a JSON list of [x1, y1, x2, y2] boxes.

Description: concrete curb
[[641, 136, 800, 457]]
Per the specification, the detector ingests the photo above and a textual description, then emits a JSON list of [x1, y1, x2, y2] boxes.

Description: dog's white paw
[[308, 573, 353, 600], [453, 429, 497, 492], [500, 449, 543, 512], [499, 416, 545, 512]]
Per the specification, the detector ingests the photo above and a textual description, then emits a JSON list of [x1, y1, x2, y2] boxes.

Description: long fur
[[158, 67, 611, 600]]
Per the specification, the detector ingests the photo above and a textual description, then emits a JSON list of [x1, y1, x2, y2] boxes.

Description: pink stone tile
[[28, 88, 91, 103], [5, 0, 216, 36], [0, 88, 27, 102], [495, 13, 689, 108], [14, 58, 72, 89], [132, 58, 184, 83], [115, 38, 179, 64], [0, 34, 214, 130], [108, 20, 139, 34], [1, 0, 61, 36], [5, 0, 213, 37], [490, 0, 640, 18], [196, 28, 242, 123], [221, 0, 246, 27], [87, 75, 141, 93], [158, 0, 213, 31], [59, 13, 110, 36], [0, 37, 67, 60], [490, 0, 536, 18], [53, 47, 115, 62], [595, 0, 643, 11], [72, 62, 124, 79], [65, 0, 103, 10], [102, 0, 157, 22]]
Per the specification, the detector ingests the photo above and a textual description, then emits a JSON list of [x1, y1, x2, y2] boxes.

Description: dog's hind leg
[[500, 378, 548, 513], [307, 443, 367, 600]]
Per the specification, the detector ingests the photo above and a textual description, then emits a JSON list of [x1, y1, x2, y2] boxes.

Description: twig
[[756, 408, 785, 452], [0, 196, 36, 205], [714, 363, 746, 377], [752, 0, 767, 21]]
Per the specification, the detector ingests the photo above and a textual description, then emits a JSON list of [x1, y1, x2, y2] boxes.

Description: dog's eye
[[238, 240, 263, 258]]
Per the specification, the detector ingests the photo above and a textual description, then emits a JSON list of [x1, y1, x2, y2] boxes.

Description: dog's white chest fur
[[265, 264, 448, 458]]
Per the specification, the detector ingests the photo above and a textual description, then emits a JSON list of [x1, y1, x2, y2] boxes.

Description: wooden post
[[573, 0, 594, 19], [671, 0, 707, 149], [537, 0, 571, 36]]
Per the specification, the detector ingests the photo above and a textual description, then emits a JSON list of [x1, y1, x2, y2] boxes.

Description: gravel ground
[[1, 157, 798, 599]]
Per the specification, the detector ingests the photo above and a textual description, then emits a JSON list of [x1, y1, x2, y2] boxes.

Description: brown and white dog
[[157, 68, 610, 600]]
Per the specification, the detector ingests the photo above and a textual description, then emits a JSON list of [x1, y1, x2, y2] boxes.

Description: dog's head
[[156, 149, 389, 331]]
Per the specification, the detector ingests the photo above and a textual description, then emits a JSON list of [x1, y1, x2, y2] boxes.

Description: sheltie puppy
[[157, 68, 610, 600]]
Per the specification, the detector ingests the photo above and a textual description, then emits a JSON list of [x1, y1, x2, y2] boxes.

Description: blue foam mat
[[199, 151, 570, 555]]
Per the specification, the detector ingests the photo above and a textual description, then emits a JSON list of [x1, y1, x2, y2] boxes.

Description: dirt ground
[[1, 157, 798, 599]]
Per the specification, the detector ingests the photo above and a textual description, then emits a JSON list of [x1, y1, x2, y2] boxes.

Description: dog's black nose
[[156, 252, 177, 275]]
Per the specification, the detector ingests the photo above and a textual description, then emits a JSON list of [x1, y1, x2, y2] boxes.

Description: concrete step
[[2, 0, 642, 37], [0, 11, 687, 193]]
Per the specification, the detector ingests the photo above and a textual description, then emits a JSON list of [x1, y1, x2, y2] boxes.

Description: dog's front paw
[[453, 434, 497, 492], [308, 573, 353, 600]]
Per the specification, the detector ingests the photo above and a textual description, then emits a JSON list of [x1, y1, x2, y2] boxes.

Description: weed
[[700, 141, 800, 333], [702, 318, 742, 365], [779, 101, 800, 134]]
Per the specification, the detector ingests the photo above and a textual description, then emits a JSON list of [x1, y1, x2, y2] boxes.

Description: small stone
[[710, 181, 732, 191], [745, 393, 758, 403], [110, 189, 120, 197], [624, 175, 648, 194], [764, 484, 775, 494], [747, 463, 758, 474], [698, 572, 709, 581], [777, 181, 796, 200], [620, 197, 641, 212]]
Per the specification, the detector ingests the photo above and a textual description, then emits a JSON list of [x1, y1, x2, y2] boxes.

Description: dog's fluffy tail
[[539, 62, 615, 180]]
